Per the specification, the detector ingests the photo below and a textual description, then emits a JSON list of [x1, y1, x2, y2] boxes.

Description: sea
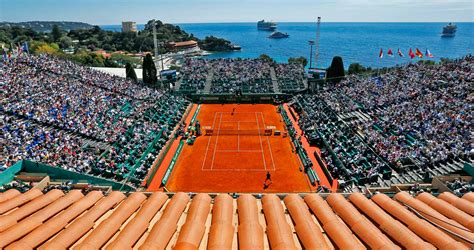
[[101, 22, 474, 69]]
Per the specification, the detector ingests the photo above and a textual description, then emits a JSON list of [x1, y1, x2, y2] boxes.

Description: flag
[[379, 48, 383, 58], [408, 48, 415, 59], [425, 49, 433, 58], [387, 48, 394, 57], [397, 48, 404, 57], [22, 42, 29, 54], [2, 49, 7, 62], [17, 43, 22, 56], [7, 44, 13, 59], [415, 48, 423, 58]]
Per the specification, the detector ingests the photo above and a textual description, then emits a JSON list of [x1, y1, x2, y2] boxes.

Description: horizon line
[[2, 20, 473, 26]]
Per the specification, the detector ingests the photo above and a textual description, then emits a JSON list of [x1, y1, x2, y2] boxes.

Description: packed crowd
[[293, 96, 391, 187], [178, 58, 307, 94], [445, 178, 473, 196], [210, 58, 273, 93], [293, 56, 473, 187], [274, 63, 306, 92], [322, 56, 473, 168], [1, 55, 190, 187], [179, 58, 210, 93]]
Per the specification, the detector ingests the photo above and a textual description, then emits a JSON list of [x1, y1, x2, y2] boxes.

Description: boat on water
[[441, 23, 457, 37], [257, 20, 277, 31], [268, 31, 289, 39]]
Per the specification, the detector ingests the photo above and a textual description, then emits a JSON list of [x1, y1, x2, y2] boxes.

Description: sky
[[1, 0, 473, 25]]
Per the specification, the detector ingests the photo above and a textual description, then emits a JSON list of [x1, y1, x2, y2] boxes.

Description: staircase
[[270, 67, 281, 93], [203, 69, 214, 94]]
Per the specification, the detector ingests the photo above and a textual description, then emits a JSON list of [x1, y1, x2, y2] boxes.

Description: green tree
[[109, 53, 141, 67], [288, 56, 308, 67], [348, 62, 367, 75], [326, 56, 345, 83], [51, 24, 63, 42], [259, 54, 275, 63], [71, 51, 105, 67], [31, 41, 60, 55], [58, 36, 73, 49], [142, 53, 157, 84], [199, 36, 231, 51], [125, 62, 138, 83], [104, 57, 119, 67]]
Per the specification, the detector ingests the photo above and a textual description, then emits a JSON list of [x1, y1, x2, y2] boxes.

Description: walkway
[[270, 67, 281, 93], [146, 104, 199, 191], [203, 69, 214, 94], [283, 104, 338, 191]]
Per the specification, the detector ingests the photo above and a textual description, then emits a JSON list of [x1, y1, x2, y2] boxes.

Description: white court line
[[219, 112, 262, 114], [210, 112, 223, 170], [261, 112, 276, 171], [216, 150, 263, 152], [255, 112, 268, 171], [201, 112, 218, 171], [220, 121, 256, 123], [202, 168, 270, 172]]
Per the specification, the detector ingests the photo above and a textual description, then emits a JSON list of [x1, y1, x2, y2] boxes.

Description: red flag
[[387, 48, 394, 57], [379, 48, 383, 58], [415, 48, 423, 58], [408, 48, 415, 59], [397, 48, 404, 57], [425, 49, 434, 58]]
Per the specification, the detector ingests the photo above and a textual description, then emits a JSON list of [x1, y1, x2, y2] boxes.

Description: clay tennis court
[[165, 104, 312, 193]]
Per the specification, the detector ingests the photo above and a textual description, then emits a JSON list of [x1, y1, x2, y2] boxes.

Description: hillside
[[0, 21, 93, 32]]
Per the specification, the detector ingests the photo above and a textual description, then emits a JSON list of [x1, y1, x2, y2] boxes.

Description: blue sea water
[[102, 22, 473, 69]]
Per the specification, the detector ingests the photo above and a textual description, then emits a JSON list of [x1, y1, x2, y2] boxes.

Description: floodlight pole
[[308, 40, 315, 69]]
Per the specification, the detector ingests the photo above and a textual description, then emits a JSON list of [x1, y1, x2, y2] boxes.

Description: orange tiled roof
[[172, 40, 198, 47], [0, 190, 473, 249]]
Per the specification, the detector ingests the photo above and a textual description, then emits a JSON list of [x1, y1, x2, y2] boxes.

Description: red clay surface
[[165, 104, 312, 193]]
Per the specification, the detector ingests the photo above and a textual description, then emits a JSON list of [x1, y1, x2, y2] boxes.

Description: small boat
[[257, 20, 277, 31], [231, 44, 241, 50], [441, 23, 457, 37], [268, 31, 289, 39]]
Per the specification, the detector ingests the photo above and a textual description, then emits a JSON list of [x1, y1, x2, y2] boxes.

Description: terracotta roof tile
[[106, 192, 168, 249], [372, 193, 470, 249], [439, 192, 474, 216], [74, 192, 146, 249], [327, 193, 400, 249], [139, 192, 190, 250], [462, 192, 474, 203], [284, 194, 330, 249], [208, 194, 234, 250], [349, 193, 434, 249], [0, 189, 43, 215], [7, 191, 103, 250], [237, 194, 264, 250], [0, 189, 64, 232], [305, 193, 364, 249], [0, 191, 472, 249], [0, 189, 21, 203], [416, 192, 474, 231], [39, 191, 125, 249], [0, 190, 83, 248]]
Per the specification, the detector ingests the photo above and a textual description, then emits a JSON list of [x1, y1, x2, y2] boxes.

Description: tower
[[314, 17, 321, 68]]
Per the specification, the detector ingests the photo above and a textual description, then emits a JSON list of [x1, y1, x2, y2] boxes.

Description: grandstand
[[1, 54, 473, 248], [176, 58, 307, 95]]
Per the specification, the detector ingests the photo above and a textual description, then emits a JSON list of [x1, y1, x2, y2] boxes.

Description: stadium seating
[[293, 56, 473, 192], [178, 58, 307, 94], [1, 55, 190, 187]]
